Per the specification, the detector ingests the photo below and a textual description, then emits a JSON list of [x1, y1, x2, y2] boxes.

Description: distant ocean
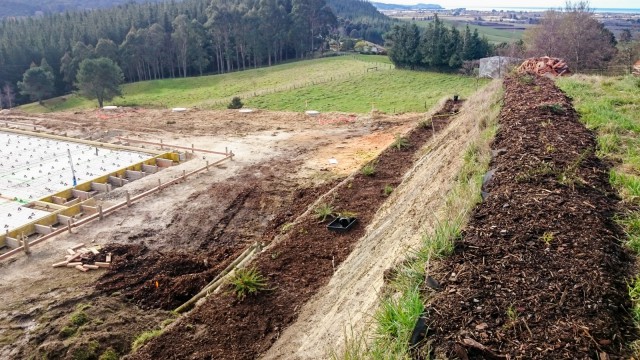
[[454, 6, 640, 14]]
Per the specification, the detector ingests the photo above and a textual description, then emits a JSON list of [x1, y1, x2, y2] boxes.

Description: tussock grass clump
[[132, 329, 163, 351], [229, 267, 268, 300], [314, 203, 335, 222], [361, 162, 376, 176], [391, 134, 410, 150]]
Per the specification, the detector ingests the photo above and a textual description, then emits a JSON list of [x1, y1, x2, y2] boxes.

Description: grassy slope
[[246, 70, 484, 113], [557, 75, 640, 352], [20, 55, 483, 114]]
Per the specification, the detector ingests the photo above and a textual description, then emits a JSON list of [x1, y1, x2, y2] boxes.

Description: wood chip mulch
[[421, 75, 637, 359]]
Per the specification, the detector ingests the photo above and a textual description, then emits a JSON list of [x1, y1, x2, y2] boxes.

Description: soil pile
[[129, 100, 463, 359], [96, 244, 213, 310], [423, 76, 636, 358]]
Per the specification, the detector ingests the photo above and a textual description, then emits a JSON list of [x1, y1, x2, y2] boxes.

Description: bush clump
[[227, 96, 243, 109]]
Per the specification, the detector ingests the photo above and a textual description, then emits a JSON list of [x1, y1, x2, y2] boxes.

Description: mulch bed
[[95, 164, 337, 311], [421, 75, 637, 359], [129, 100, 464, 359]]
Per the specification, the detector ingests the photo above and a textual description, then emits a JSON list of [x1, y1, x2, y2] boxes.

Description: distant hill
[[0, 0, 165, 18], [371, 2, 443, 11], [326, 0, 389, 21]]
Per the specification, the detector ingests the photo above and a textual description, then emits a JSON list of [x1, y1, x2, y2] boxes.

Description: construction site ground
[[0, 106, 440, 359]]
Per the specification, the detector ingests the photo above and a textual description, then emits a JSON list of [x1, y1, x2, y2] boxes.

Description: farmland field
[[20, 55, 483, 114], [404, 18, 526, 43]]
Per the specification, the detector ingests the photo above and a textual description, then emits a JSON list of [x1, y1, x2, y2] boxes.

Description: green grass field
[[20, 55, 484, 114], [246, 69, 485, 113], [406, 18, 525, 43]]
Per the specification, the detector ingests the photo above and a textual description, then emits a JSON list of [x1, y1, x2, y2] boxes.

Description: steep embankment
[[422, 75, 637, 358], [262, 81, 503, 359]]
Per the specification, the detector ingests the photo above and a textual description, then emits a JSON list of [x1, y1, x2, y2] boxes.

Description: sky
[[375, 0, 639, 9]]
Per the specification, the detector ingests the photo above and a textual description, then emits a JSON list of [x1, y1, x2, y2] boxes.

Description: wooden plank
[[71, 243, 85, 250]]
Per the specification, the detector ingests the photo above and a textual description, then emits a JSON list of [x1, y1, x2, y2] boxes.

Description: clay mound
[[518, 56, 570, 76], [96, 244, 214, 310]]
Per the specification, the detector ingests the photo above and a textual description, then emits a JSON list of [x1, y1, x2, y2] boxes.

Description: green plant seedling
[[392, 134, 410, 150], [314, 203, 335, 222], [280, 222, 294, 234], [540, 231, 554, 245], [361, 162, 376, 176], [383, 184, 394, 196]]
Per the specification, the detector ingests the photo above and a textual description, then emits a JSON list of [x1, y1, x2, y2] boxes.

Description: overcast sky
[[375, 0, 639, 9]]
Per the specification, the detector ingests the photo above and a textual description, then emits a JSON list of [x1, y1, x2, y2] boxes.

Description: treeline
[[0, 0, 166, 18], [385, 16, 491, 70], [327, 0, 393, 44], [0, 0, 389, 105]]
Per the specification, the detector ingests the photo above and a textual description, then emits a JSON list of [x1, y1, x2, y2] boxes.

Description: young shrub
[[361, 162, 376, 176], [391, 134, 410, 150], [383, 184, 394, 196], [314, 203, 335, 222], [229, 267, 268, 300], [227, 96, 243, 109]]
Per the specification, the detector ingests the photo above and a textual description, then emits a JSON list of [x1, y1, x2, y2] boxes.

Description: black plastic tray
[[327, 217, 357, 232]]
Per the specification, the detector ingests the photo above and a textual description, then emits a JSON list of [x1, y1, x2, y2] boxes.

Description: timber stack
[[518, 56, 571, 76]]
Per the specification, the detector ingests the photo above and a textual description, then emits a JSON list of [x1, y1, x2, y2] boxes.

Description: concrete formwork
[[0, 130, 182, 250]]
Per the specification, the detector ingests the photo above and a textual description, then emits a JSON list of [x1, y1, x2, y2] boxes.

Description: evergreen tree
[[18, 66, 54, 104], [75, 57, 124, 108]]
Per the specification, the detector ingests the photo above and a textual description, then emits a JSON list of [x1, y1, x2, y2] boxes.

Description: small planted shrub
[[229, 267, 268, 300], [391, 134, 410, 150], [361, 162, 376, 176], [383, 184, 394, 196], [540, 231, 554, 245], [314, 203, 334, 222], [538, 103, 565, 115], [419, 118, 433, 129], [227, 96, 243, 109]]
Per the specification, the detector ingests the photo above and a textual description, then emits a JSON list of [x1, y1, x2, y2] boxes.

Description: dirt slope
[[261, 81, 503, 359]]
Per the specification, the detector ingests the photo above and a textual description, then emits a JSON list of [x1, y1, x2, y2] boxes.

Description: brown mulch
[[95, 163, 337, 311], [128, 100, 464, 359], [95, 244, 213, 310], [421, 75, 636, 359]]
